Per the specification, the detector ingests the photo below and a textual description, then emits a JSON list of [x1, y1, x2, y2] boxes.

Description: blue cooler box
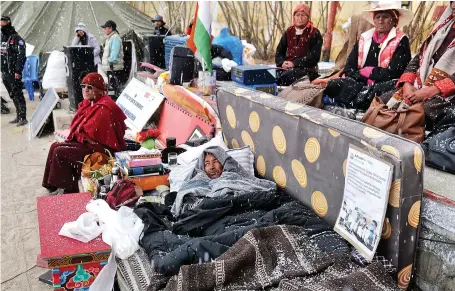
[[164, 35, 189, 69]]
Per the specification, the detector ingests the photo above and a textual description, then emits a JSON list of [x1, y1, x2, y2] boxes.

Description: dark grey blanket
[[171, 146, 276, 216]]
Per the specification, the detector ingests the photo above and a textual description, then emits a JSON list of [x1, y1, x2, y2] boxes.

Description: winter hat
[[81, 73, 105, 90], [362, 1, 414, 29], [74, 22, 87, 32], [293, 3, 311, 18]]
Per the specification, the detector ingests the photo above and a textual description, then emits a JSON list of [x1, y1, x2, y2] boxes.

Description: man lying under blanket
[[133, 146, 399, 291]]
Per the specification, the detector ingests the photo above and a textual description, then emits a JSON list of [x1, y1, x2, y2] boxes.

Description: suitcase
[[164, 35, 189, 69], [168, 46, 195, 85]]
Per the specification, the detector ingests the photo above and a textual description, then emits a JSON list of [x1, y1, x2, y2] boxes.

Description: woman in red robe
[[42, 73, 127, 193]]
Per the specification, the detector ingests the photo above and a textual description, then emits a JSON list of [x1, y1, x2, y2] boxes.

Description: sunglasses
[[80, 84, 94, 90]]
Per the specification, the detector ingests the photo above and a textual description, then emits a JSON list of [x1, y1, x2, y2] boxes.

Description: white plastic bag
[[241, 40, 256, 65], [42, 50, 67, 89], [87, 200, 144, 291], [221, 58, 238, 73], [59, 212, 101, 243]]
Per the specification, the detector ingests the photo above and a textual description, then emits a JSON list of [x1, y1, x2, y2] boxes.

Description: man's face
[[76, 30, 85, 37], [155, 21, 164, 28], [1, 20, 9, 27], [104, 26, 113, 35], [204, 153, 223, 179], [81, 84, 102, 101]]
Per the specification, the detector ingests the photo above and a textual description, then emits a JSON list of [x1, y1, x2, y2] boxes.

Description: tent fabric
[[1, 1, 154, 54]]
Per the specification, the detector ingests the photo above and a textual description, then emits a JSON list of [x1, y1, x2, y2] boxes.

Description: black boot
[[16, 118, 28, 127], [9, 117, 19, 124]]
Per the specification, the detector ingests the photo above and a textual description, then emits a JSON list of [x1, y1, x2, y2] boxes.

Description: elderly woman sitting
[[383, 2, 455, 136], [275, 3, 323, 85], [42, 73, 127, 194], [171, 146, 276, 216], [324, 3, 413, 111]]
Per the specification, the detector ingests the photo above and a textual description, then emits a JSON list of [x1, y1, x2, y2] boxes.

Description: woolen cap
[[81, 73, 106, 90], [1, 15, 11, 22], [293, 3, 311, 18]]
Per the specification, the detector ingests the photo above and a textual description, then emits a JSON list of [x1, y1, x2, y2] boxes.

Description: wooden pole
[[322, 1, 339, 62]]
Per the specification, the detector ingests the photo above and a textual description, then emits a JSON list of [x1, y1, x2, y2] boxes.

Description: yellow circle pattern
[[311, 191, 328, 217], [381, 218, 392, 239], [226, 105, 236, 129], [249, 111, 260, 133], [381, 145, 400, 159], [231, 139, 240, 149], [414, 147, 422, 173], [398, 264, 412, 290], [363, 127, 386, 139], [328, 128, 340, 137], [291, 160, 307, 188], [272, 126, 287, 154], [256, 156, 266, 177], [408, 201, 421, 228], [273, 166, 287, 188], [241, 131, 255, 152], [223, 134, 228, 145], [388, 179, 401, 208], [305, 138, 321, 163]]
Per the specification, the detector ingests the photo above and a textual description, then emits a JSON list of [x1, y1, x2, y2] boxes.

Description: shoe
[[16, 119, 28, 127], [50, 188, 65, 195], [9, 117, 19, 124]]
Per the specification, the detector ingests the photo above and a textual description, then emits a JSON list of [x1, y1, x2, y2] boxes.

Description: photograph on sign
[[334, 145, 393, 261], [116, 78, 164, 132]]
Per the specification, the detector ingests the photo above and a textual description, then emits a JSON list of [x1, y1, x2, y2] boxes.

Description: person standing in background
[[101, 20, 124, 73], [1, 15, 27, 126], [152, 15, 171, 36], [71, 22, 101, 65]]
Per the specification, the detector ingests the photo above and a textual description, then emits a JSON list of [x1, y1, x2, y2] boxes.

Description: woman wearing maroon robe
[[42, 73, 127, 193]]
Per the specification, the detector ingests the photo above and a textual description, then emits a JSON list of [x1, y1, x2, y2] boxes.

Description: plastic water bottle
[[110, 166, 120, 190]]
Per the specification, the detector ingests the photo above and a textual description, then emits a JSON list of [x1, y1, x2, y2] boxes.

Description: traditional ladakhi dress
[[42, 95, 126, 192], [324, 27, 411, 111]]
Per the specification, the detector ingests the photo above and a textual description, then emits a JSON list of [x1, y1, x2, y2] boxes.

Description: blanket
[[163, 225, 400, 291], [171, 146, 276, 217]]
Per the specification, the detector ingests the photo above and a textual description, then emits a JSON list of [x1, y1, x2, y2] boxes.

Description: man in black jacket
[[152, 15, 171, 36], [1, 15, 27, 126]]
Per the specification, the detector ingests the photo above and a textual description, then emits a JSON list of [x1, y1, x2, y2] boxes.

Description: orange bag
[[81, 152, 110, 178]]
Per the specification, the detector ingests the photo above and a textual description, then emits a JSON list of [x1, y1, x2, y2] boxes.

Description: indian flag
[[187, 1, 213, 72]]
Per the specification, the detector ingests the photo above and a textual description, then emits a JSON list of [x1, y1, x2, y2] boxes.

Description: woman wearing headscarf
[[71, 23, 101, 65], [324, 2, 413, 111], [42, 73, 127, 194], [275, 3, 323, 85], [384, 2, 455, 136]]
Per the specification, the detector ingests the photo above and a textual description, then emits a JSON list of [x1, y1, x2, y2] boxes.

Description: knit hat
[[74, 22, 87, 33], [81, 73, 105, 90], [293, 3, 311, 18]]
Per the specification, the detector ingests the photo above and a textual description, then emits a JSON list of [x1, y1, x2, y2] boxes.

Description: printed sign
[[334, 145, 393, 261], [116, 78, 164, 132]]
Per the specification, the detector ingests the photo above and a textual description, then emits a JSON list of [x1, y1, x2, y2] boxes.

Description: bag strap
[[397, 112, 407, 133], [368, 102, 382, 122]]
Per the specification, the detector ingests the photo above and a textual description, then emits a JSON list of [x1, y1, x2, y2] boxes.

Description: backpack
[[106, 179, 141, 210]]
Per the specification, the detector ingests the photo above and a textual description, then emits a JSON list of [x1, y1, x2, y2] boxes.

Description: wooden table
[[37, 193, 111, 290]]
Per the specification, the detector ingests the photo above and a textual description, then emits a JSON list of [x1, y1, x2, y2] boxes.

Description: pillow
[[169, 160, 198, 192], [170, 146, 255, 192], [177, 133, 228, 165], [226, 146, 255, 176]]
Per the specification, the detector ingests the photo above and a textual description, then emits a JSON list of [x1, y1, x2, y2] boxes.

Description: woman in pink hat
[[275, 3, 323, 86]]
